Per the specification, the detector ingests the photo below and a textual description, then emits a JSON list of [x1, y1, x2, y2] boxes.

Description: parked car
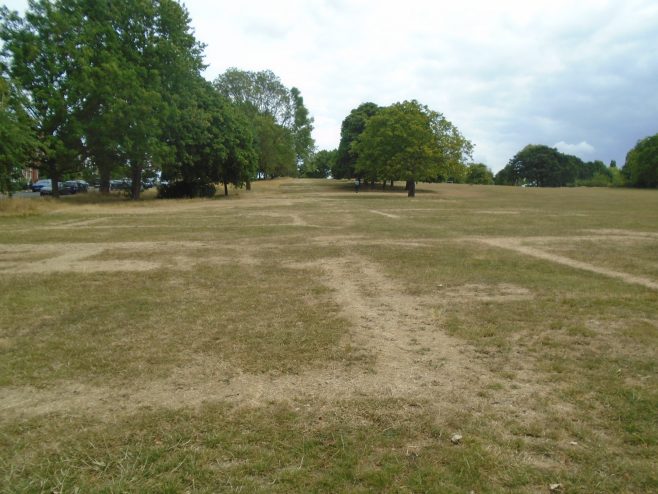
[[110, 179, 132, 191], [40, 182, 76, 196], [61, 180, 91, 193], [31, 179, 52, 192], [73, 180, 89, 192]]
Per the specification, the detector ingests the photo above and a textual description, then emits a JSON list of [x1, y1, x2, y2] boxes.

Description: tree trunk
[[50, 161, 60, 198], [382, 181, 386, 190], [130, 164, 142, 200], [390, 180, 394, 188], [407, 180, 416, 197], [99, 165, 111, 194], [246, 179, 251, 191], [224, 182, 228, 196]]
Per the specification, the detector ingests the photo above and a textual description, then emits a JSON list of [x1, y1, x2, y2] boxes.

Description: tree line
[[303, 101, 656, 190], [0, 0, 314, 198], [2, 1, 656, 197], [311, 100, 475, 196], [493, 142, 658, 188]]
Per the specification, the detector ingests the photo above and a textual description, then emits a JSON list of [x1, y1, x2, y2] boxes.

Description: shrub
[[157, 181, 216, 199]]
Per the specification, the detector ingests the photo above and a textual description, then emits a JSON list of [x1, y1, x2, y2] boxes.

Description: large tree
[[466, 163, 494, 185], [301, 149, 336, 178], [214, 68, 315, 174], [333, 102, 380, 179], [253, 113, 296, 179], [1, 2, 84, 197], [290, 86, 314, 168], [496, 144, 581, 187], [0, 62, 39, 194], [623, 133, 658, 188], [2, 0, 207, 199], [353, 100, 472, 196], [78, 0, 206, 199]]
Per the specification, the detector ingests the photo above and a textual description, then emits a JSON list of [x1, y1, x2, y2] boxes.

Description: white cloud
[[4, 0, 658, 171], [554, 141, 596, 157]]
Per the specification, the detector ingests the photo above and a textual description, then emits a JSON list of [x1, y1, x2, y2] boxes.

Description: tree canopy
[[352, 100, 472, 196], [1, 1, 85, 196], [495, 144, 625, 187], [496, 145, 577, 187], [466, 163, 494, 185], [214, 68, 315, 176], [623, 133, 658, 188], [301, 149, 336, 178], [1, 1, 264, 199], [333, 102, 381, 179], [0, 62, 39, 194]]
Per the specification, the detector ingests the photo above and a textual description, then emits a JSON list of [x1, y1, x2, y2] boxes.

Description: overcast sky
[[4, 0, 657, 171]]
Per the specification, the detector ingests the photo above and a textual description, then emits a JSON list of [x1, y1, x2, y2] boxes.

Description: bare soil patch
[[1, 254, 549, 423], [477, 236, 658, 290], [368, 209, 401, 219]]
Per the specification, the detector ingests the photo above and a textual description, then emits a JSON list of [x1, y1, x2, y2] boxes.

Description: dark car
[[110, 179, 132, 190], [64, 180, 88, 194], [73, 180, 89, 192], [31, 179, 52, 192], [40, 182, 77, 196]]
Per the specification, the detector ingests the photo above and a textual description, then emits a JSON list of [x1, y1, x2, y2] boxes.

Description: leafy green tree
[[253, 113, 296, 179], [290, 87, 315, 168], [214, 68, 314, 174], [218, 101, 258, 195], [623, 133, 658, 188], [214, 68, 293, 124], [334, 102, 380, 179], [301, 149, 336, 178], [430, 114, 473, 183], [92, 0, 205, 199], [466, 163, 494, 185], [354, 100, 472, 196], [159, 78, 257, 197], [2, 0, 207, 199], [0, 63, 39, 195], [498, 144, 581, 187], [494, 165, 515, 185], [574, 160, 616, 187], [578, 160, 608, 181], [1, 2, 84, 197]]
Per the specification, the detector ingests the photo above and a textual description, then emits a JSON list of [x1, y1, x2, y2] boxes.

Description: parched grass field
[[1, 179, 656, 493]]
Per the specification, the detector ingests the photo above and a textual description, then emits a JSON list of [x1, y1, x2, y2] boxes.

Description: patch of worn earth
[[368, 210, 401, 219], [475, 210, 521, 215], [432, 283, 533, 302], [0, 242, 209, 273], [0, 254, 552, 425], [583, 228, 658, 239], [477, 237, 658, 290]]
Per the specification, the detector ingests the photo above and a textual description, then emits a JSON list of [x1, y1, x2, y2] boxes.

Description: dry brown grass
[[1, 179, 656, 492]]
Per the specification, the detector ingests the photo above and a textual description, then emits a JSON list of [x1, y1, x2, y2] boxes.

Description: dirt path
[[7, 229, 648, 419], [368, 210, 401, 219], [1, 254, 525, 421], [478, 237, 658, 290]]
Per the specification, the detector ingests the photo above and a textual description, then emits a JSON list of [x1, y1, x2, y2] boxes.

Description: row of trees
[[0, 1, 315, 198], [495, 144, 631, 188], [2, 2, 654, 197], [306, 128, 655, 190]]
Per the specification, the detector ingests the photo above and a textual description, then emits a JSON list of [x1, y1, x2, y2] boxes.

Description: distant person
[[354, 178, 361, 193]]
